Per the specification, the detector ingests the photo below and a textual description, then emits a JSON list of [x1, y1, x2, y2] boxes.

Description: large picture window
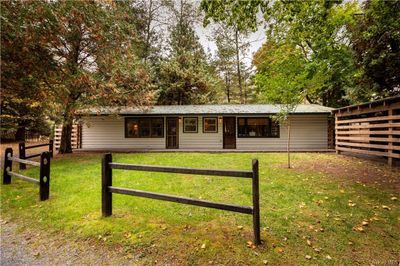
[[183, 117, 198, 133], [125, 117, 164, 138], [203, 117, 218, 133], [237, 117, 279, 138]]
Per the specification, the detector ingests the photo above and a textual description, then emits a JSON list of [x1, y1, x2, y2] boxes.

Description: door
[[223, 117, 236, 149], [166, 117, 179, 149]]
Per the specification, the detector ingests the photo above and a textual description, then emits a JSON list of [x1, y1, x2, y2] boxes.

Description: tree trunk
[[15, 123, 26, 141], [59, 105, 73, 154], [235, 28, 243, 104], [287, 118, 291, 169], [225, 71, 231, 103]]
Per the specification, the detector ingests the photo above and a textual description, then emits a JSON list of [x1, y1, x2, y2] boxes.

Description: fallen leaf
[[201, 243, 206, 249], [353, 226, 365, 233], [305, 255, 312, 260], [263, 260, 268, 265], [246, 241, 256, 249], [391, 196, 397, 201], [362, 221, 369, 226], [307, 240, 312, 246], [237, 226, 244, 230], [382, 205, 391, 210], [326, 255, 332, 260]]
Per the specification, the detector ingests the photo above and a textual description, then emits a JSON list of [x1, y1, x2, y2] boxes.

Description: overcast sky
[[196, 23, 266, 66]]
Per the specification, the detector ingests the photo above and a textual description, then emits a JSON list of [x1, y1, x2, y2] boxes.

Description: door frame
[[223, 116, 236, 149], [166, 117, 179, 149]]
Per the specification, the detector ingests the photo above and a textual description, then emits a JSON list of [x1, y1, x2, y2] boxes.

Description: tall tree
[[157, 0, 218, 105], [1, 1, 55, 140], [213, 24, 249, 103], [262, 0, 358, 107], [43, 1, 153, 153], [348, 0, 400, 100]]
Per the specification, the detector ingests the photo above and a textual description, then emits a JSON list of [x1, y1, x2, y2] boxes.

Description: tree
[[213, 25, 248, 103], [348, 0, 400, 100], [157, 0, 218, 105], [202, 0, 360, 108], [254, 41, 306, 168], [42, 1, 153, 153], [262, 0, 358, 107], [1, 1, 55, 140]]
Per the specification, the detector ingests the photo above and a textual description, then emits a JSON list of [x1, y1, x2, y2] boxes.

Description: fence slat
[[109, 162, 253, 178], [25, 153, 42, 159], [24, 143, 51, 149], [8, 156, 40, 167], [7, 171, 40, 185], [108, 186, 253, 214]]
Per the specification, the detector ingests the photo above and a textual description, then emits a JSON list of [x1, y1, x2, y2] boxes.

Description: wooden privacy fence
[[54, 124, 82, 151], [334, 96, 400, 166], [3, 148, 51, 201], [102, 153, 261, 245], [19, 140, 53, 170]]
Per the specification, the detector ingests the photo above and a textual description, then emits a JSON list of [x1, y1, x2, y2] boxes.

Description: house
[[78, 104, 334, 151]]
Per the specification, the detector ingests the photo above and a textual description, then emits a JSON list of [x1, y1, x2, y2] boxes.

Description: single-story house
[[78, 104, 334, 151]]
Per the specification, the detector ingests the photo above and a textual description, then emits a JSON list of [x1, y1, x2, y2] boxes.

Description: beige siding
[[82, 114, 329, 150], [236, 115, 328, 150], [179, 116, 223, 149], [82, 116, 165, 149]]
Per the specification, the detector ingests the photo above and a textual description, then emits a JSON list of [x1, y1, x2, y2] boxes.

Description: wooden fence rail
[[334, 96, 400, 166], [3, 148, 51, 201], [102, 153, 261, 245], [19, 140, 53, 170]]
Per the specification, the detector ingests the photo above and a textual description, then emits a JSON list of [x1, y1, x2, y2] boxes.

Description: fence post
[[102, 153, 112, 217], [19, 142, 26, 170], [252, 159, 261, 245], [39, 152, 50, 201], [49, 140, 54, 158], [3, 148, 13, 184]]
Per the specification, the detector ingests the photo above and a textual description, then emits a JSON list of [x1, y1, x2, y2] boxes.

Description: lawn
[[1, 152, 399, 265]]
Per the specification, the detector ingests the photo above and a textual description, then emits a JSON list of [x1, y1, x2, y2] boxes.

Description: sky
[[196, 22, 266, 66]]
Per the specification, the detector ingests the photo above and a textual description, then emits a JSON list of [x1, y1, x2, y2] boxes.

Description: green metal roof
[[80, 104, 333, 115]]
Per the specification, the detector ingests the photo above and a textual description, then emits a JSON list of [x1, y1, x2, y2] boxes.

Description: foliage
[[43, 1, 154, 152], [348, 0, 400, 100], [212, 25, 252, 103], [0, 1, 56, 139], [157, 0, 218, 105], [1, 153, 399, 264], [261, 0, 358, 107], [200, 0, 267, 31]]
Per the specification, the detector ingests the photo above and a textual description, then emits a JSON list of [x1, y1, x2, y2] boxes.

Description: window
[[237, 117, 279, 138], [125, 117, 164, 138], [203, 117, 218, 133], [183, 117, 198, 133]]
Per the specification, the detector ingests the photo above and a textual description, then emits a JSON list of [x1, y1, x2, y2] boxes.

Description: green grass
[[1, 153, 399, 265]]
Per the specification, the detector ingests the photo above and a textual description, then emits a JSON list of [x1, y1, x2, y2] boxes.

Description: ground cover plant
[[1, 152, 399, 265]]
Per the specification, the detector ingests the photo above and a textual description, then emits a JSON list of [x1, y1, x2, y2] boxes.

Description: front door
[[166, 117, 179, 149], [223, 117, 236, 149]]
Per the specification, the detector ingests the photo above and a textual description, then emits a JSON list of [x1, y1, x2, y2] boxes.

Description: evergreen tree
[[157, 0, 218, 105]]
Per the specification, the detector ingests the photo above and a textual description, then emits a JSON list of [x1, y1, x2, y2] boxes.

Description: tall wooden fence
[[334, 96, 400, 166], [54, 124, 82, 151]]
